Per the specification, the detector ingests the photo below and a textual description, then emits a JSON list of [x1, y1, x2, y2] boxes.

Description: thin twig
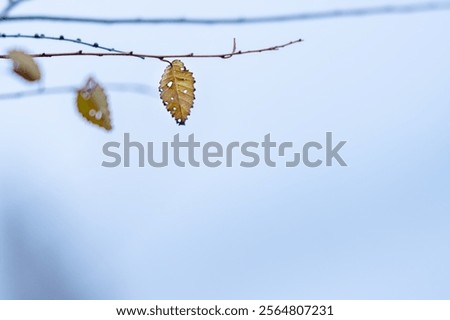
[[2, 33, 126, 54], [0, 33, 145, 59], [1, 0, 30, 18], [0, 83, 156, 100], [0, 2, 449, 25], [0, 38, 303, 60]]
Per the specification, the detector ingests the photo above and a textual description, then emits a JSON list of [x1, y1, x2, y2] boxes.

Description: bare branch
[[0, 2, 449, 25], [1, 0, 30, 18], [0, 33, 145, 59], [0, 38, 303, 61], [0, 83, 156, 100]]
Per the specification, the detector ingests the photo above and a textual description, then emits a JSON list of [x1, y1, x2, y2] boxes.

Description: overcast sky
[[0, 0, 449, 299]]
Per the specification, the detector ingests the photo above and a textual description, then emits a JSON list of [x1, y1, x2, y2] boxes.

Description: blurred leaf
[[159, 60, 195, 125], [76, 78, 112, 131], [8, 50, 41, 82]]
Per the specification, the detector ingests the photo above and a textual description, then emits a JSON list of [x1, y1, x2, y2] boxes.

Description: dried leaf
[[76, 78, 112, 131], [159, 60, 195, 125], [8, 50, 41, 82]]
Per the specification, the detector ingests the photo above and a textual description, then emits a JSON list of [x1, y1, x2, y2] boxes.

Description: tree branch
[[0, 83, 156, 100], [0, 2, 449, 25], [1, 0, 30, 18], [0, 38, 303, 61], [0, 33, 145, 59]]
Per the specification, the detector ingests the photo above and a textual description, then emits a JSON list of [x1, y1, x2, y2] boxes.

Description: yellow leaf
[[76, 78, 112, 131], [159, 60, 195, 125], [8, 50, 41, 82]]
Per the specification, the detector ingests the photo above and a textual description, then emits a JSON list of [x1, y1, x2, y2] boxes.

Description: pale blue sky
[[0, 0, 449, 299]]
